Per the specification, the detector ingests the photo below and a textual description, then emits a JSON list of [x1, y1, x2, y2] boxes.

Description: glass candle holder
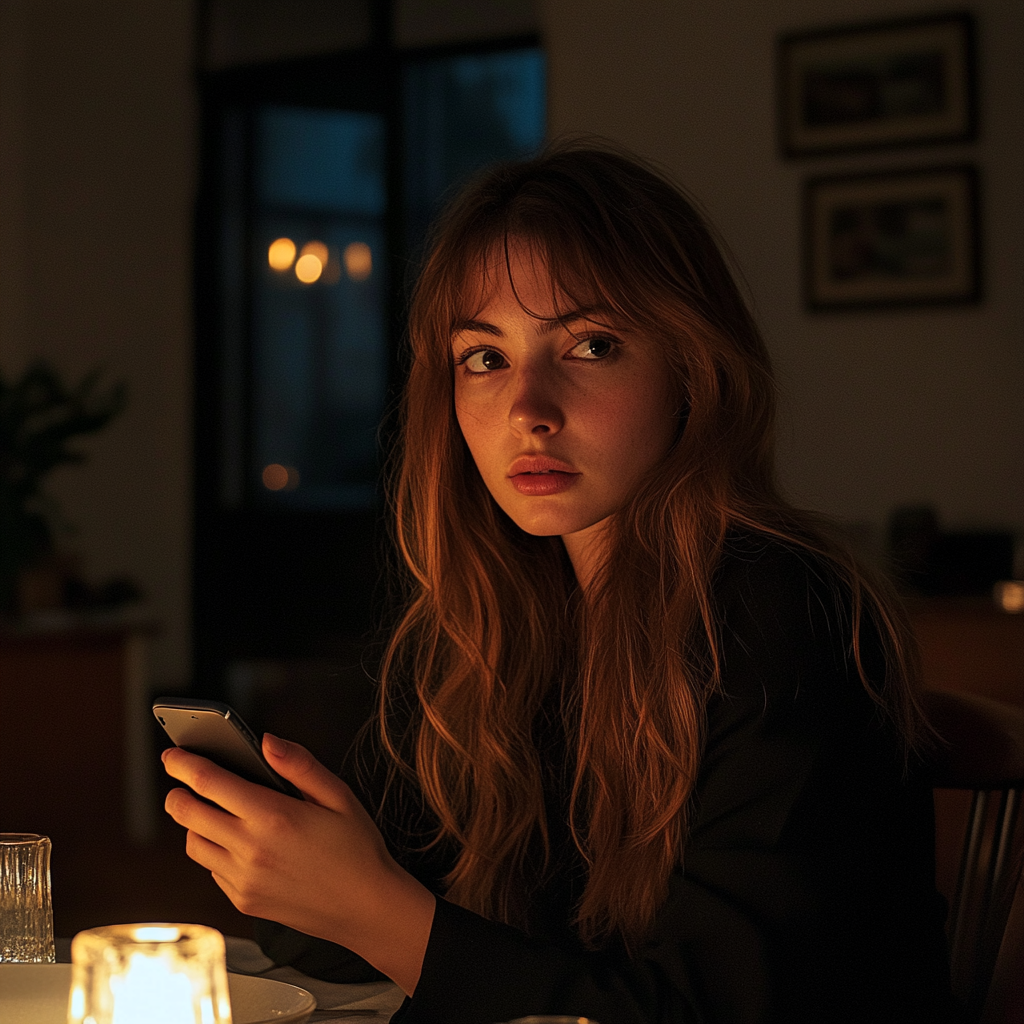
[[67, 923, 233, 1024], [0, 832, 55, 963]]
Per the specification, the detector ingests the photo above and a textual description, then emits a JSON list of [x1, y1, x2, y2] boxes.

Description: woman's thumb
[[262, 733, 350, 811]]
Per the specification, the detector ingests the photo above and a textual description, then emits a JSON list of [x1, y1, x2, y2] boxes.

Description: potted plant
[[0, 359, 126, 615]]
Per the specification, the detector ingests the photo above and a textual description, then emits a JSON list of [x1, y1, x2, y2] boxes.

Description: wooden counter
[[0, 612, 159, 845], [907, 596, 1024, 708]]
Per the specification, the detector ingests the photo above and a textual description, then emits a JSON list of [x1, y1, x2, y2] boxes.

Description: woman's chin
[[500, 504, 608, 542]]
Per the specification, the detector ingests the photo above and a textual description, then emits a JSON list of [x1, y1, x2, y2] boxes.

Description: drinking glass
[[0, 832, 56, 963]]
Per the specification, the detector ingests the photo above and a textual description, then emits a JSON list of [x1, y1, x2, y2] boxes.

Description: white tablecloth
[[225, 935, 405, 1022]]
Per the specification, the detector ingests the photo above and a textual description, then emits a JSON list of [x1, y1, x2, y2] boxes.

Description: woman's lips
[[508, 455, 580, 495], [510, 470, 579, 496]]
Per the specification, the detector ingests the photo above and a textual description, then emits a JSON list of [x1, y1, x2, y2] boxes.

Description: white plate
[[0, 962, 316, 1024]]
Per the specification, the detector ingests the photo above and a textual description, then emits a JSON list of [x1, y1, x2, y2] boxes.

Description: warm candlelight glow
[[994, 580, 1024, 613], [262, 463, 299, 491], [344, 241, 372, 281], [294, 241, 329, 284], [267, 237, 296, 271], [110, 952, 194, 1023], [68, 923, 232, 1024], [132, 926, 182, 943], [300, 240, 329, 264], [294, 253, 323, 284]]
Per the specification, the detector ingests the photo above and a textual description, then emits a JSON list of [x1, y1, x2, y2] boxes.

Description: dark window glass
[[404, 48, 546, 255], [252, 108, 386, 508], [210, 46, 543, 515]]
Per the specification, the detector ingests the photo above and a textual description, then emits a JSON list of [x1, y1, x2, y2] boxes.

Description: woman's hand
[[161, 735, 434, 995]]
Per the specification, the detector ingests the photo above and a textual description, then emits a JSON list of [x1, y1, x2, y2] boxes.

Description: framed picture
[[779, 13, 976, 156], [804, 166, 979, 311]]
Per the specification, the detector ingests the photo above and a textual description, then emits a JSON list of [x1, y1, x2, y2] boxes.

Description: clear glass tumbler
[[0, 832, 56, 963]]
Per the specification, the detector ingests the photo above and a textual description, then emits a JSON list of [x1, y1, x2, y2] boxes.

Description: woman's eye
[[569, 335, 616, 360], [461, 348, 508, 373]]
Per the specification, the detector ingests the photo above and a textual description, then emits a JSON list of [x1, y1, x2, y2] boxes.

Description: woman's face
[[452, 246, 680, 558]]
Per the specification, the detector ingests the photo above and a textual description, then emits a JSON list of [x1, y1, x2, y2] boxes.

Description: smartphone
[[152, 698, 303, 800]]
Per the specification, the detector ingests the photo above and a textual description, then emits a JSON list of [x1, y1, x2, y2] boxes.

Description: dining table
[[52, 934, 406, 1023]]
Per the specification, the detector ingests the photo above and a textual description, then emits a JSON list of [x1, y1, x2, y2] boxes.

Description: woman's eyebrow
[[452, 318, 501, 337], [451, 306, 613, 340], [542, 307, 612, 333]]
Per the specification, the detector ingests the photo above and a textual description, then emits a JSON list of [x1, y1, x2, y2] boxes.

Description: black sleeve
[[253, 916, 386, 983], [391, 541, 955, 1024]]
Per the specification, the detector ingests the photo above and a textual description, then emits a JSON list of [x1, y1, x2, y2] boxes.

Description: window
[[253, 108, 387, 508], [194, 39, 545, 686]]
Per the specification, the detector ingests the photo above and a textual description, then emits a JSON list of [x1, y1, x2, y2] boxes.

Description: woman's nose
[[509, 370, 564, 435]]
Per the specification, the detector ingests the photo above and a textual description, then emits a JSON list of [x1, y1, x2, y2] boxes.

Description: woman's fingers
[[160, 731, 434, 986], [162, 746, 283, 819], [183, 827, 232, 875], [261, 734, 356, 813], [163, 785, 241, 855]]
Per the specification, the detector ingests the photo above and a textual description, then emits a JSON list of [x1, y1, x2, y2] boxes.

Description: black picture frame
[[803, 165, 980, 311], [779, 13, 976, 157]]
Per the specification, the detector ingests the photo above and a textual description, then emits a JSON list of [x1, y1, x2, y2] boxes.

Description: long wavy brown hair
[[377, 142, 925, 950]]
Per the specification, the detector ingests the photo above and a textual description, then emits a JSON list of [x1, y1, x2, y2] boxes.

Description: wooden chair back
[[924, 689, 1024, 1022]]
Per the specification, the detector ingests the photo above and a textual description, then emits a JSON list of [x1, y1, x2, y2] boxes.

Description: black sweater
[[256, 537, 957, 1023]]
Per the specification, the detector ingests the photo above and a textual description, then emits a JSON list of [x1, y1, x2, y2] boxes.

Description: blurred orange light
[[268, 237, 296, 271], [344, 241, 372, 281], [262, 464, 301, 491], [262, 464, 289, 490], [994, 580, 1024, 613], [295, 254, 323, 284], [300, 240, 329, 264]]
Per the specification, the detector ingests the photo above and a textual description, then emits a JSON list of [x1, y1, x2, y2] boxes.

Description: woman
[[164, 144, 956, 1022]]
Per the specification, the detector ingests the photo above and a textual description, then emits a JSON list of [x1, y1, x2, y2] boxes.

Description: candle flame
[[132, 926, 181, 942], [111, 951, 194, 1023]]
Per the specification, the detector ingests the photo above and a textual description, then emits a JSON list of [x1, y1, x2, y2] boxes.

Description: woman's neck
[[562, 518, 612, 593]]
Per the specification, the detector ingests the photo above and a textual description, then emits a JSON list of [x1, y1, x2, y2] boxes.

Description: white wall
[[0, 0, 196, 689], [542, 0, 1023, 542], [1, 0, 1018, 691]]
